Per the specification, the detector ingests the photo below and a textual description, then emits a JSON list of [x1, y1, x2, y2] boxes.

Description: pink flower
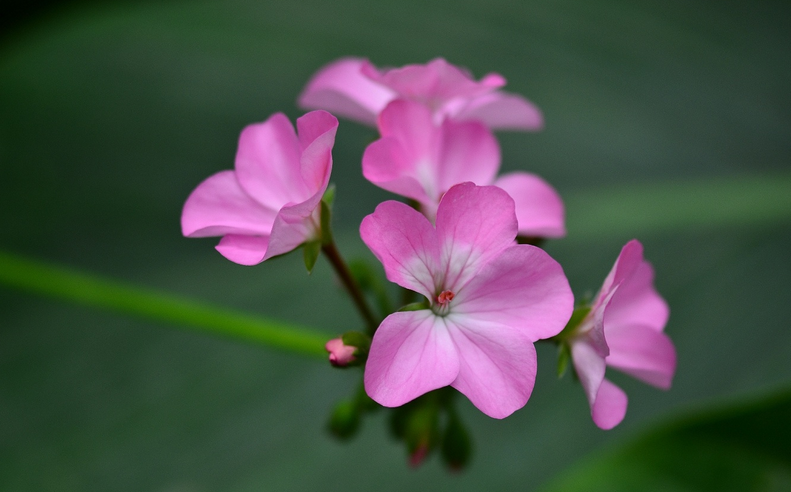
[[181, 111, 338, 265], [570, 240, 676, 429], [298, 57, 543, 131], [325, 338, 357, 367], [360, 183, 573, 418], [362, 99, 565, 238]]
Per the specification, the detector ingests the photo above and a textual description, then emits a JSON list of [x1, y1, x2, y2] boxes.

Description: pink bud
[[409, 442, 430, 468], [325, 338, 357, 367]]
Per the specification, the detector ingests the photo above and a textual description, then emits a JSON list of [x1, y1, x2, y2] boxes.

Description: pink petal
[[296, 110, 338, 192], [435, 183, 517, 290], [446, 317, 538, 419], [364, 310, 459, 407], [591, 378, 628, 430], [364, 58, 502, 103], [453, 92, 544, 131], [435, 119, 500, 195], [596, 239, 645, 309], [571, 340, 606, 411], [606, 256, 669, 332], [454, 245, 573, 341], [265, 199, 320, 260], [215, 234, 270, 266], [376, 100, 438, 171], [234, 114, 309, 210], [494, 172, 566, 238], [297, 58, 394, 126], [362, 137, 433, 206], [181, 170, 276, 238], [605, 323, 677, 389], [359, 200, 439, 299]]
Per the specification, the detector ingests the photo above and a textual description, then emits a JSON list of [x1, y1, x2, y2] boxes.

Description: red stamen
[[437, 290, 455, 305]]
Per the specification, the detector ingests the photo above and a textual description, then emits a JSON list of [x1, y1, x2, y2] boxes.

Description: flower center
[[437, 290, 455, 305]]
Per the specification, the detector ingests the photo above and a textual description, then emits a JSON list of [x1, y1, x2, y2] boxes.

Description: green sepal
[[319, 199, 333, 244], [557, 342, 571, 378], [322, 183, 336, 208], [319, 191, 334, 246], [302, 240, 321, 274], [556, 305, 592, 341], [441, 408, 473, 471], [327, 398, 360, 440], [341, 330, 371, 354], [398, 300, 430, 312]]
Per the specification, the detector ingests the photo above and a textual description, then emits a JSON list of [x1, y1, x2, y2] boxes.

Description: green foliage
[[540, 389, 791, 492]]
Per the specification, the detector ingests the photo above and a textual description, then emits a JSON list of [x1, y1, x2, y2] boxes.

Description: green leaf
[[302, 240, 321, 273], [539, 388, 791, 492]]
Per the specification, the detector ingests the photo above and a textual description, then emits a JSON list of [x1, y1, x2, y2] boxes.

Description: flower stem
[[0, 250, 329, 357], [321, 240, 379, 335]]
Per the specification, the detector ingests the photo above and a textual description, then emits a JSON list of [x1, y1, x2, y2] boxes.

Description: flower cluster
[[182, 57, 676, 467]]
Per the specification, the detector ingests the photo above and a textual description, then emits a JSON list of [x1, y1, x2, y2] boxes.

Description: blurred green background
[[1, 0, 790, 490]]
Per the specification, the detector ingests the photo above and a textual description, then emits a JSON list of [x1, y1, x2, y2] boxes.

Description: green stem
[[0, 250, 328, 358], [321, 240, 379, 335]]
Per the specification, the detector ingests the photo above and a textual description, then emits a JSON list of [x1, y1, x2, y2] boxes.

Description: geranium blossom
[[181, 110, 338, 265], [363, 99, 565, 237], [360, 183, 573, 418], [298, 57, 543, 131], [570, 240, 676, 429]]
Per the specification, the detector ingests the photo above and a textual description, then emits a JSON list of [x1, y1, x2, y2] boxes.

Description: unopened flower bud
[[325, 338, 356, 367], [441, 412, 473, 471], [327, 399, 360, 440]]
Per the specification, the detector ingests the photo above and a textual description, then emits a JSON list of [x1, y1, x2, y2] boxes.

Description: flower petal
[[362, 137, 433, 207], [215, 234, 270, 266], [453, 92, 544, 131], [359, 200, 439, 299], [596, 239, 645, 310], [495, 172, 566, 238], [435, 183, 517, 290], [265, 199, 319, 260], [234, 114, 309, 209], [571, 340, 607, 412], [606, 251, 669, 332], [296, 110, 338, 192], [297, 58, 393, 126], [591, 378, 628, 430], [605, 323, 677, 389], [454, 245, 573, 341], [364, 310, 459, 407], [446, 317, 538, 419], [435, 119, 500, 196], [181, 170, 276, 238], [364, 58, 502, 103]]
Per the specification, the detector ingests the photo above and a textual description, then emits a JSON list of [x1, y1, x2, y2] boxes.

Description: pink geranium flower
[[363, 99, 565, 238], [298, 57, 543, 131], [570, 240, 676, 429], [181, 110, 338, 265], [360, 183, 573, 418]]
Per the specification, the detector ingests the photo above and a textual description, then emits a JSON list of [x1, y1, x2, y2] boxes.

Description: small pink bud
[[325, 338, 357, 367], [409, 442, 430, 468]]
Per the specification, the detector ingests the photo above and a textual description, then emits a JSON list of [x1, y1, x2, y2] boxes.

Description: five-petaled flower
[[363, 99, 565, 237], [569, 239, 676, 429], [298, 57, 543, 131], [181, 110, 338, 265], [360, 182, 573, 418]]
